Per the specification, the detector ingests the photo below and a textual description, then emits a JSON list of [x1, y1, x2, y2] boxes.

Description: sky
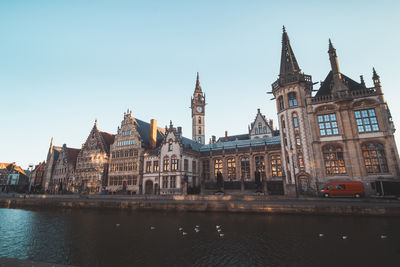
[[1, 0, 399, 169]]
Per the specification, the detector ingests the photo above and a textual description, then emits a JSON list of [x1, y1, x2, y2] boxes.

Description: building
[[75, 120, 115, 193], [107, 110, 164, 194], [270, 27, 400, 195], [0, 162, 29, 192], [47, 144, 80, 193], [42, 138, 63, 191], [30, 161, 46, 192]]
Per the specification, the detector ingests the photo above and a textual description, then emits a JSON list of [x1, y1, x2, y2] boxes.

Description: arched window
[[258, 123, 262, 134], [288, 92, 298, 107], [292, 114, 298, 128], [163, 156, 169, 171], [171, 156, 179, 171], [281, 116, 286, 129], [361, 143, 388, 173], [297, 153, 305, 170], [278, 96, 285, 111], [255, 128, 258, 134], [227, 158, 236, 179], [198, 127, 201, 135], [198, 137, 201, 143], [270, 154, 282, 177], [214, 159, 223, 177], [263, 126, 267, 134], [198, 117, 201, 124], [241, 157, 250, 179], [322, 145, 347, 175], [255, 156, 265, 173]]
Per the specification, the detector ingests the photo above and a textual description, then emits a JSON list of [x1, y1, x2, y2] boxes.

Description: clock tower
[[191, 72, 206, 144]]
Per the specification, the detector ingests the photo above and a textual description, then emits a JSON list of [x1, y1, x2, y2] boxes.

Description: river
[[0, 208, 399, 266]]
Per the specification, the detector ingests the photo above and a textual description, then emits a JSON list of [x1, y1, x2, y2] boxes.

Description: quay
[[1, 193, 400, 216]]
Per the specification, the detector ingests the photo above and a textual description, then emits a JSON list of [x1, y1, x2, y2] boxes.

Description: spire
[[94, 119, 98, 128], [372, 67, 381, 88], [328, 39, 341, 76], [279, 26, 301, 77], [195, 72, 202, 92]]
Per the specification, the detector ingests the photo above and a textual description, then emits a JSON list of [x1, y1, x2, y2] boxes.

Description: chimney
[[149, 119, 157, 149], [225, 131, 228, 137]]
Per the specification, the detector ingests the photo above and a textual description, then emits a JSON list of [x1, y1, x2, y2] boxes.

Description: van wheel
[[355, 193, 361, 198], [324, 193, 329, 198]]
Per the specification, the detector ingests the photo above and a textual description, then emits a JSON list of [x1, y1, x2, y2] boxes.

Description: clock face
[[196, 106, 203, 113]]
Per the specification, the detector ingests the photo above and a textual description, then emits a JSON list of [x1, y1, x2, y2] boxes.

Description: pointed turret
[[373, 67, 382, 93], [279, 26, 301, 77], [272, 27, 312, 92], [195, 72, 202, 92], [328, 39, 341, 78]]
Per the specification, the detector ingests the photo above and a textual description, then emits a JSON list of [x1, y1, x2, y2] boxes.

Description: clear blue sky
[[1, 0, 399, 169]]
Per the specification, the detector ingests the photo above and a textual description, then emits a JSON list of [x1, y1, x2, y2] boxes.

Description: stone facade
[[271, 28, 400, 196], [30, 161, 46, 191], [75, 121, 115, 193]]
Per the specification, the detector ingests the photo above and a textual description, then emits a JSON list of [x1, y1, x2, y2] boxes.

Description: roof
[[135, 119, 165, 147], [66, 148, 80, 166], [99, 131, 115, 153], [217, 134, 249, 142], [315, 71, 365, 97], [0, 162, 26, 176], [200, 136, 281, 151], [180, 136, 203, 151]]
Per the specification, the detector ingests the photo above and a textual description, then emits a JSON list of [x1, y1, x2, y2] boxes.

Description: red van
[[320, 181, 364, 198]]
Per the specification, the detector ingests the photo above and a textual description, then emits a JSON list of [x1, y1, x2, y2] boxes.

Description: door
[[145, 180, 153, 195]]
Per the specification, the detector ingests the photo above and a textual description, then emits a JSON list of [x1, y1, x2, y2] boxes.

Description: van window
[[327, 185, 333, 189], [335, 184, 346, 190]]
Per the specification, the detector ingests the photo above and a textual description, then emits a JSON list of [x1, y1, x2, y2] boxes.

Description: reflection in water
[[0, 208, 400, 266]]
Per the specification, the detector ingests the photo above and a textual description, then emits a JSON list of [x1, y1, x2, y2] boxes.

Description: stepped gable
[[315, 71, 365, 97]]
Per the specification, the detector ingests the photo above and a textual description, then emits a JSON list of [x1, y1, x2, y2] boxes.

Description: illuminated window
[[361, 143, 388, 173], [227, 158, 236, 179], [271, 154, 283, 177], [153, 161, 159, 172], [323, 145, 347, 175], [214, 159, 223, 177], [171, 157, 179, 171], [163, 157, 169, 171]]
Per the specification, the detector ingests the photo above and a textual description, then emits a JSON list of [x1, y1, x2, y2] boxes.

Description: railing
[[311, 87, 379, 104], [271, 74, 312, 91]]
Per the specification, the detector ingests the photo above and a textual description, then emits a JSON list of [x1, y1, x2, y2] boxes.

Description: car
[[320, 181, 364, 198]]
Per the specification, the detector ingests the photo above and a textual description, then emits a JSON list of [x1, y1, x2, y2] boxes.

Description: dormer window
[[168, 140, 173, 151], [258, 123, 262, 134], [263, 126, 267, 134]]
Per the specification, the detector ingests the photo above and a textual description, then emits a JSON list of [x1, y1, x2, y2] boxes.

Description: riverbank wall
[[1, 194, 400, 216]]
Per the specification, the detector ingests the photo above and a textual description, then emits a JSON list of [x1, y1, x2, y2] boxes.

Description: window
[[171, 158, 179, 171], [227, 158, 236, 179], [184, 159, 189, 171], [293, 116, 298, 128], [214, 159, 223, 177], [198, 137, 201, 143], [318, 113, 339, 136], [168, 141, 173, 151], [355, 109, 379, 133], [255, 156, 265, 174], [288, 92, 297, 107], [263, 126, 267, 134], [162, 176, 168, 188], [198, 117, 201, 124], [129, 149, 134, 157], [192, 161, 196, 173], [323, 145, 347, 175], [258, 123, 262, 135], [361, 143, 388, 173], [278, 96, 284, 111], [241, 157, 250, 179], [163, 157, 169, 171], [198, 127, 201, 135], [146, 161, 151, 173], [153, 161, 159, 172], [255, 128, 258, 134], [298, 153, 305, 170], [170, 176, 176, 188], [295, 135, 301, 147], [202, 160, 210, 180]]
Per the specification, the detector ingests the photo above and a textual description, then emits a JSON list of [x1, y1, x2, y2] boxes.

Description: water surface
[[0, 208, 399, 266]]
